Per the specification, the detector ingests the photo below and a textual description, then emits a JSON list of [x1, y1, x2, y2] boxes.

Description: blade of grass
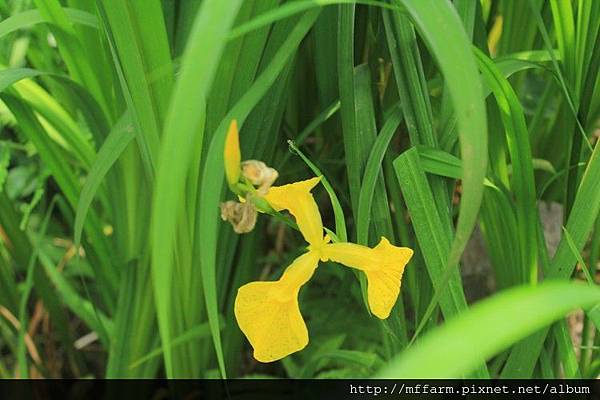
[[393, 147, 489, 377], [74, 112, 133, 247], [528, 0, 592, 153], [32, 0, 111, 117], [502, 141, 600, 377], [563, 226, 595, 285], [0, 68, 101, 169], [150, 0, 243, 378], [353, 65, 395, 246], [38, 249, 112, 346], [0, 8, 98, 39], [228, 0, 401, 40], [16, 196, 56, 378], [356, 105, 402, 245], [337, 4, 360, 216], [97, 0, 174, 171], [553, 319, 581, 378], [129, 320, 219, 370], [376, 282, 600, 378], [288, 140, 347, 242], [277, 100, 340, 170], [475, 48, 539, 284], [391, 0, 488, 290]]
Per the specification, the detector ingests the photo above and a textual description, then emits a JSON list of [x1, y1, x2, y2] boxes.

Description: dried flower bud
[[220, 200, 257, 234], [241, 160, 278, 195]]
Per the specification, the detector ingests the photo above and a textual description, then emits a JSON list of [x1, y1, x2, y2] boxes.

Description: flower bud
[[224, 120, 241, 185], [241, 160, 278, 195]]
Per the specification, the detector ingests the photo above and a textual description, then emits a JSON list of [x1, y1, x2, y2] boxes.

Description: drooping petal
[[234, 251, 320, 362], [224, 120, 241, 185], [321, 237, 413, 319], [263, 177, 323, 247]]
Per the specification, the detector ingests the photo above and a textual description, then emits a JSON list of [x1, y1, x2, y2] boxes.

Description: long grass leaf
[[378, 282, 600, 378], [151, 0, 244, 378], [74, 112, 134, 246], [502, 141, 600, 377], [0, 8, 97, 39], [393, 0, 488, 282]]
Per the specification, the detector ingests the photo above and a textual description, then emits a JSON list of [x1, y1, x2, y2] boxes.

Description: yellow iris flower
[[223, 120, 413, 363]]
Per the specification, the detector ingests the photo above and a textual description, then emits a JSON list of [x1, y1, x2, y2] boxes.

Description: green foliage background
[[0, 0, 598, 378]]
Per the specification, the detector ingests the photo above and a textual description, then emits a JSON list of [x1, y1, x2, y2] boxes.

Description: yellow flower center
[[307, 234, 331, 261]]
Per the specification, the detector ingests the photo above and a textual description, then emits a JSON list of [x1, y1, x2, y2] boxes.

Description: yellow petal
[[224, 120, 241, 185], [234, 251, 319, 362], [263, 177, 324, 247], [321, 237, 413, 319]]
